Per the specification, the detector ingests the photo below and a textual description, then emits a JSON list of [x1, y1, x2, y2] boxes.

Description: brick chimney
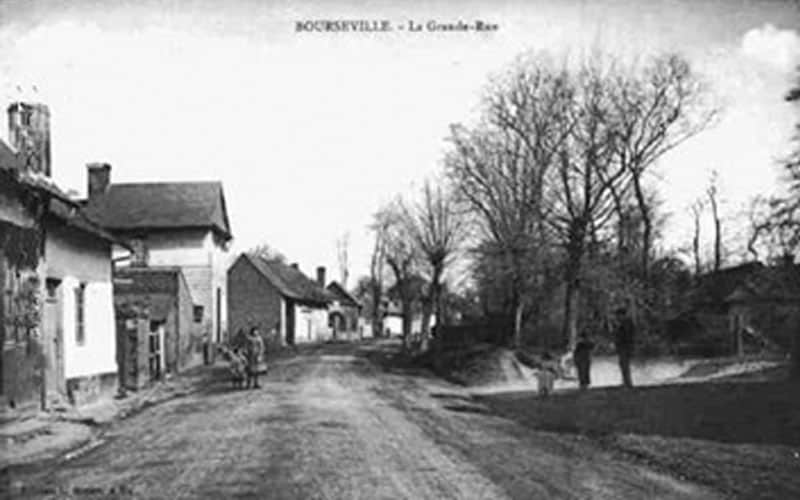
[[7, 102, 51, 176], [87, 163, 111, 199], [316, 266, 326, 287]]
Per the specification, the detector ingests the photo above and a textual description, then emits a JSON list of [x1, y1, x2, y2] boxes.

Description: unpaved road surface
[[2, 341, 720, 499]]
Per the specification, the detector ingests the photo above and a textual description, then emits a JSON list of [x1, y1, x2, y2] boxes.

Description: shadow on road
[[476, 379, 800, 447]]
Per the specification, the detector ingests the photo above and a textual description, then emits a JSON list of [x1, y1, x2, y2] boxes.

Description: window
[[75, 283, 86, 345], [193, 305, 204, 323]]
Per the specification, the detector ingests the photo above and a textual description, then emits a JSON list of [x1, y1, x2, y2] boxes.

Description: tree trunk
[[513, 300, 523, 348], [641, 218, 652, 279], [792, 326, 800, 379], [708, 187, 722, 272], [562, 230, 584, 350], [632, 178, 652, 278], [562, 278, 580, 350], [370, 284, 383, 338], [421, 268, 442, 349], [713, 218, 722, 272], [693, 215, 701, 276], [401, 295, 413, 351], [420, 301, 433, 352]]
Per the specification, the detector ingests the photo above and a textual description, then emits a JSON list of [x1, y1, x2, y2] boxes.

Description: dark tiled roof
[[47, 197, 119, 243], [241, 254, 330, 305], [724, 264, 800, 303], [691, 262, 765, 307], [1, 139, 118, 243], [84, 182, 232, 240], [326, 281, 361, 308]]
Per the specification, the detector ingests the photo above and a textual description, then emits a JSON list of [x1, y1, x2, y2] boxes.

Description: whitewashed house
[[2, 102, 122, 409], [83, 170, 232, 348]]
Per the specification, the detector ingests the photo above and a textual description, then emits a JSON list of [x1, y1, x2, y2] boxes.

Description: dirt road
[[2, 342, 720, 499]]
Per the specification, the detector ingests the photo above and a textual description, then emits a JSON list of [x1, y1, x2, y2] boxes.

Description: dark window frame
[[193, 305, 204, 323]]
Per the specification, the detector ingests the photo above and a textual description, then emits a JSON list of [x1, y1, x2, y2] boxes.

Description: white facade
[[114, 228, 229, 343], [60, 277, 116, 379], [383, 315, 436, 336], [44, 223, 117, 384], [292, 303, 331, 343]]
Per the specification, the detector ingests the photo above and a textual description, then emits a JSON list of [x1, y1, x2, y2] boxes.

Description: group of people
[[571, 306, 636, 391], [224, 327, 265, 390]]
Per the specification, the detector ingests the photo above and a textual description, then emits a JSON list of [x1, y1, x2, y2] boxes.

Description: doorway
[[43, 278, 65, 404], [285, 300, 295, 345], [148, 321, 163, 381]]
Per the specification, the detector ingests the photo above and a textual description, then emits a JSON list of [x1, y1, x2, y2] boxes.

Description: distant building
[[668, 260, 800, 357], [723, 259, 800, 356], [227, 254, 331, 347], [379, 298, 433, 337], [84, 172, 232, 346], [325, 280, 362, 339], [2, 102, 120, 410]]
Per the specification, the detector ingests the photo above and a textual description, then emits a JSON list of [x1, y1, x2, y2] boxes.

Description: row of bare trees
[[367, 181, 467, 349], [443, 52, 717, 349]]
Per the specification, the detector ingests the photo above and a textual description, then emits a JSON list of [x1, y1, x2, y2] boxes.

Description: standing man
[[244, 327, 265, 389], [613, 307, 635, 388]]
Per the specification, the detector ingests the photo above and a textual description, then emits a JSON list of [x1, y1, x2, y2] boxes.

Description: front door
[[43, 278, 65, 404], [148, 322, 163, 381], [285, 300, 295, 345]]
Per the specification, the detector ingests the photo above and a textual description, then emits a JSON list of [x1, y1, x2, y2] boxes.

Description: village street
[[3, 341, 719, 500]]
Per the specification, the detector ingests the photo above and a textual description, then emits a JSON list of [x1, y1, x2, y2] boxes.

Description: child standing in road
[[537, 352, 558, 397]]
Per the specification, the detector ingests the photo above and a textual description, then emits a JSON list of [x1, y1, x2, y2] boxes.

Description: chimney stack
[[290, 263, 299, 270], [87, 163, 111, 199], [7, 102, 51, 177], [316, 266, 326, 287]]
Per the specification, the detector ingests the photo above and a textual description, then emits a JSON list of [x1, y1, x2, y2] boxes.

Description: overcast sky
[[1, 0, 798, 284]]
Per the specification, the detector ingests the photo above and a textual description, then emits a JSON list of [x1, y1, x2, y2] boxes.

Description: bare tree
[[446, 55, 572, 347], [608, 53, 720, 277], [248, 243, 286, 263], [706, 170, 723, 272], [747, 195, 800, 262], [368, 218, 389, 338], [690, 199, 704, 275], [374, 198, 420, 350], [546, 59, 630, 349], [336, 232, 350, 288], [404, 180, 466, 345]]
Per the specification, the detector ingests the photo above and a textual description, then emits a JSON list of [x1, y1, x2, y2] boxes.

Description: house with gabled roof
[[83, 168, 232, 348], [2, 101, 122, 411], [227, 253, 332, 347], [325, 281, 363, 339], [723, 258, 800, 356]]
